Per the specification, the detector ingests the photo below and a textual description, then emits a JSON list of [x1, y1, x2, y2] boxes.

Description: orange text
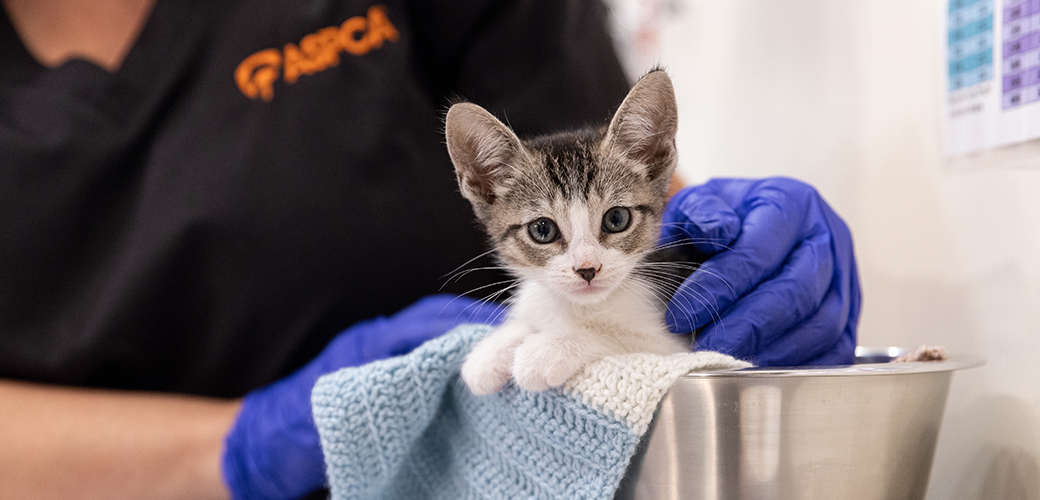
[[234, 5, 400, 102]]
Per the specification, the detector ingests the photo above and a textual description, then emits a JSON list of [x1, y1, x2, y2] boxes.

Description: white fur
[[461, 278, 689, 395], [462, 195, 690, 394]]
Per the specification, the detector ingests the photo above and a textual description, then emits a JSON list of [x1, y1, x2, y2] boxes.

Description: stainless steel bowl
[[615, 347, 983, 500]]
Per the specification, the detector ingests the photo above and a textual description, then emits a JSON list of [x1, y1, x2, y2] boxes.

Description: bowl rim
[[683, 346, 985, 378]]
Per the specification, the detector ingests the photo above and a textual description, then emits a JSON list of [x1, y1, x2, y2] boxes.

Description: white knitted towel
[[565, 351, 752, 434]]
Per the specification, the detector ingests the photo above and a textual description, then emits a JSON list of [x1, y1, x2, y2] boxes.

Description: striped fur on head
[[445, 70, 678, 304]]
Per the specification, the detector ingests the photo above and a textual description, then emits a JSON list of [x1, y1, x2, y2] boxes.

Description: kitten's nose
[[575, 267, 597, 284]]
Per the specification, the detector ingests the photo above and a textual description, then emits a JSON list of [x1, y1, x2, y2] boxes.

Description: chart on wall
[[944, 0, 1040, 155]]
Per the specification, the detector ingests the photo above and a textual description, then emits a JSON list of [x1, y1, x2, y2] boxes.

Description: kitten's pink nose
[[575, 267, 598, 284]]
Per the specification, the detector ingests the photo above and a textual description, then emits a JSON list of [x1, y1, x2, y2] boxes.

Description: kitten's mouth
[[567, 280, 614, 302], [574, 284, 605, 294]]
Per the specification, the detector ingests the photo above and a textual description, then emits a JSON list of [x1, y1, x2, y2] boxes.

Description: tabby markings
[[234, 5, 400, 102]]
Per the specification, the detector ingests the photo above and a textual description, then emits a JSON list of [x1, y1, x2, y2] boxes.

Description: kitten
[[445, 70, 690, 395]]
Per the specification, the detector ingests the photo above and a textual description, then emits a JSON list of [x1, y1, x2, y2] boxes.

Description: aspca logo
[[235, 5, 399, 102]]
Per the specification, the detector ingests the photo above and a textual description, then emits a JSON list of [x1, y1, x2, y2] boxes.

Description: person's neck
[[2, 0, 157, 72]]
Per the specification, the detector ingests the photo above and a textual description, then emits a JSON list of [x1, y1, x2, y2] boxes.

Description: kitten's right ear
[[445, 103, 525, 209]]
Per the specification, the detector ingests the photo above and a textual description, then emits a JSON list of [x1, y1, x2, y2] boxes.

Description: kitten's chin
[[564, 282, 616, 305]]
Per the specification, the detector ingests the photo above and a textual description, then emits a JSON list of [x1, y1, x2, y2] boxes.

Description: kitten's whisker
[[643, 235, 738, 254], [642, 268, 726, 321], [628, 274, 677, 301], [486, 299, 513, 325], [446, 279, 522, 326], [633, 259, 732, 321], [636, 276, 699, 332], [440, 266, 510, 288], [657, 222, 737, 234], [675, 283, 726, 334], [680, 266, 737, 296], [618, 280, 663, 316], [636, 266, 719, 322], [644, 241, 729, 256], [632, 272, 687, 291], [640, 276, 702, 333], [632, 268, 727, 335], [460, 278, 520, 298], [440, 250, 498, 280], [442, 278, 520, 316], [633, 263, 698, 279], [474, 284, 521, 327], [631, 268, 686, 285], [636, 261, 702, 272], [634, 253, 738, 297], [624, 276, 704, 337]]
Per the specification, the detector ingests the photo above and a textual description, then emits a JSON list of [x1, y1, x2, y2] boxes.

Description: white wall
[[610, 0, 1040, 497]]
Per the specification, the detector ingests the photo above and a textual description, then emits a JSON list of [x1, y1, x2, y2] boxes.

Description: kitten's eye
[[602, 207, 632, 233], [527, 217, 559, 244]]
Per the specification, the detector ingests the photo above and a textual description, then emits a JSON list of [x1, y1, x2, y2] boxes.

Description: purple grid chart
[[1003, 0, 1040, 108]]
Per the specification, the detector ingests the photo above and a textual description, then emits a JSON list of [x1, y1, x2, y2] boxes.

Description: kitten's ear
[[445, 103, 525, 209], [603, 70, 678, 182]]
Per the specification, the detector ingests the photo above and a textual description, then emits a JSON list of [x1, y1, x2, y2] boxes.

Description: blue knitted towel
[[311, 324, 749, 500]]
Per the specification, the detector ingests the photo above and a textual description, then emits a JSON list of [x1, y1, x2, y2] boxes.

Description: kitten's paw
[[460, 324, 528, 395], [461, 353, 510, 395], [510, 359, 551, 392], [512, 336, 590, 392]]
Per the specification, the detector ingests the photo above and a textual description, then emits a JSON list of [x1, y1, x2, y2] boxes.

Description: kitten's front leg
[[461, 321, 530, 395], [511, 328, 601, 392]]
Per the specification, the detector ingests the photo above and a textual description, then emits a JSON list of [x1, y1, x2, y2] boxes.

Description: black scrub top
[[0, 0, 631, 397]]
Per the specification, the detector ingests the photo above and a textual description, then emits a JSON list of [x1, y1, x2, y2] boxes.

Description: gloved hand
[[221, 294, 506, 500], [660, 177, 861, 366]]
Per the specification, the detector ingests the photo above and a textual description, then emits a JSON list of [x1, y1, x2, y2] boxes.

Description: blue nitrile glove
[[221, 294, 506, 500], [661, 177, 861, 367]]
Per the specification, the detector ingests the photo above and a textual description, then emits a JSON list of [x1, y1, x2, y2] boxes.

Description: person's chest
[[0, 0, 497, 395]]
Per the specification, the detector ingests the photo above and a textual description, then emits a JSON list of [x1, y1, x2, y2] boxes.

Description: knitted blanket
[[311, 324, 750, 500]]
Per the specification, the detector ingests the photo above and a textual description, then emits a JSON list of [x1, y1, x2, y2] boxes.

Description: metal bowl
[[615, 347, 984, 500]]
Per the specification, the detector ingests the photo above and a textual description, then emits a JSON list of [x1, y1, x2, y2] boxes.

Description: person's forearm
[[0, 379, 240, 500]]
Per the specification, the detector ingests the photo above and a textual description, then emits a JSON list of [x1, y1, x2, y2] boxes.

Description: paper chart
[[944, 0, 1040, 155]]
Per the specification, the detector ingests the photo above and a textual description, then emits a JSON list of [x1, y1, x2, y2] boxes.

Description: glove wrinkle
[[661, 178, 860, 367]]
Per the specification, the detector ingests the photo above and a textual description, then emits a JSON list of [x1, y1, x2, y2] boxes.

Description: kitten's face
[[446, 71, 679, 304], [476, 133, 667, 303]]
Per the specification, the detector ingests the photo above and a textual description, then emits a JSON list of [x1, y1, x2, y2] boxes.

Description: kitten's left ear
[[603, 70, 679, 182]]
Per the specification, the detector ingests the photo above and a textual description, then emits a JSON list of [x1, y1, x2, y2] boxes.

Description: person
[[0, 0, 860, 499]]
